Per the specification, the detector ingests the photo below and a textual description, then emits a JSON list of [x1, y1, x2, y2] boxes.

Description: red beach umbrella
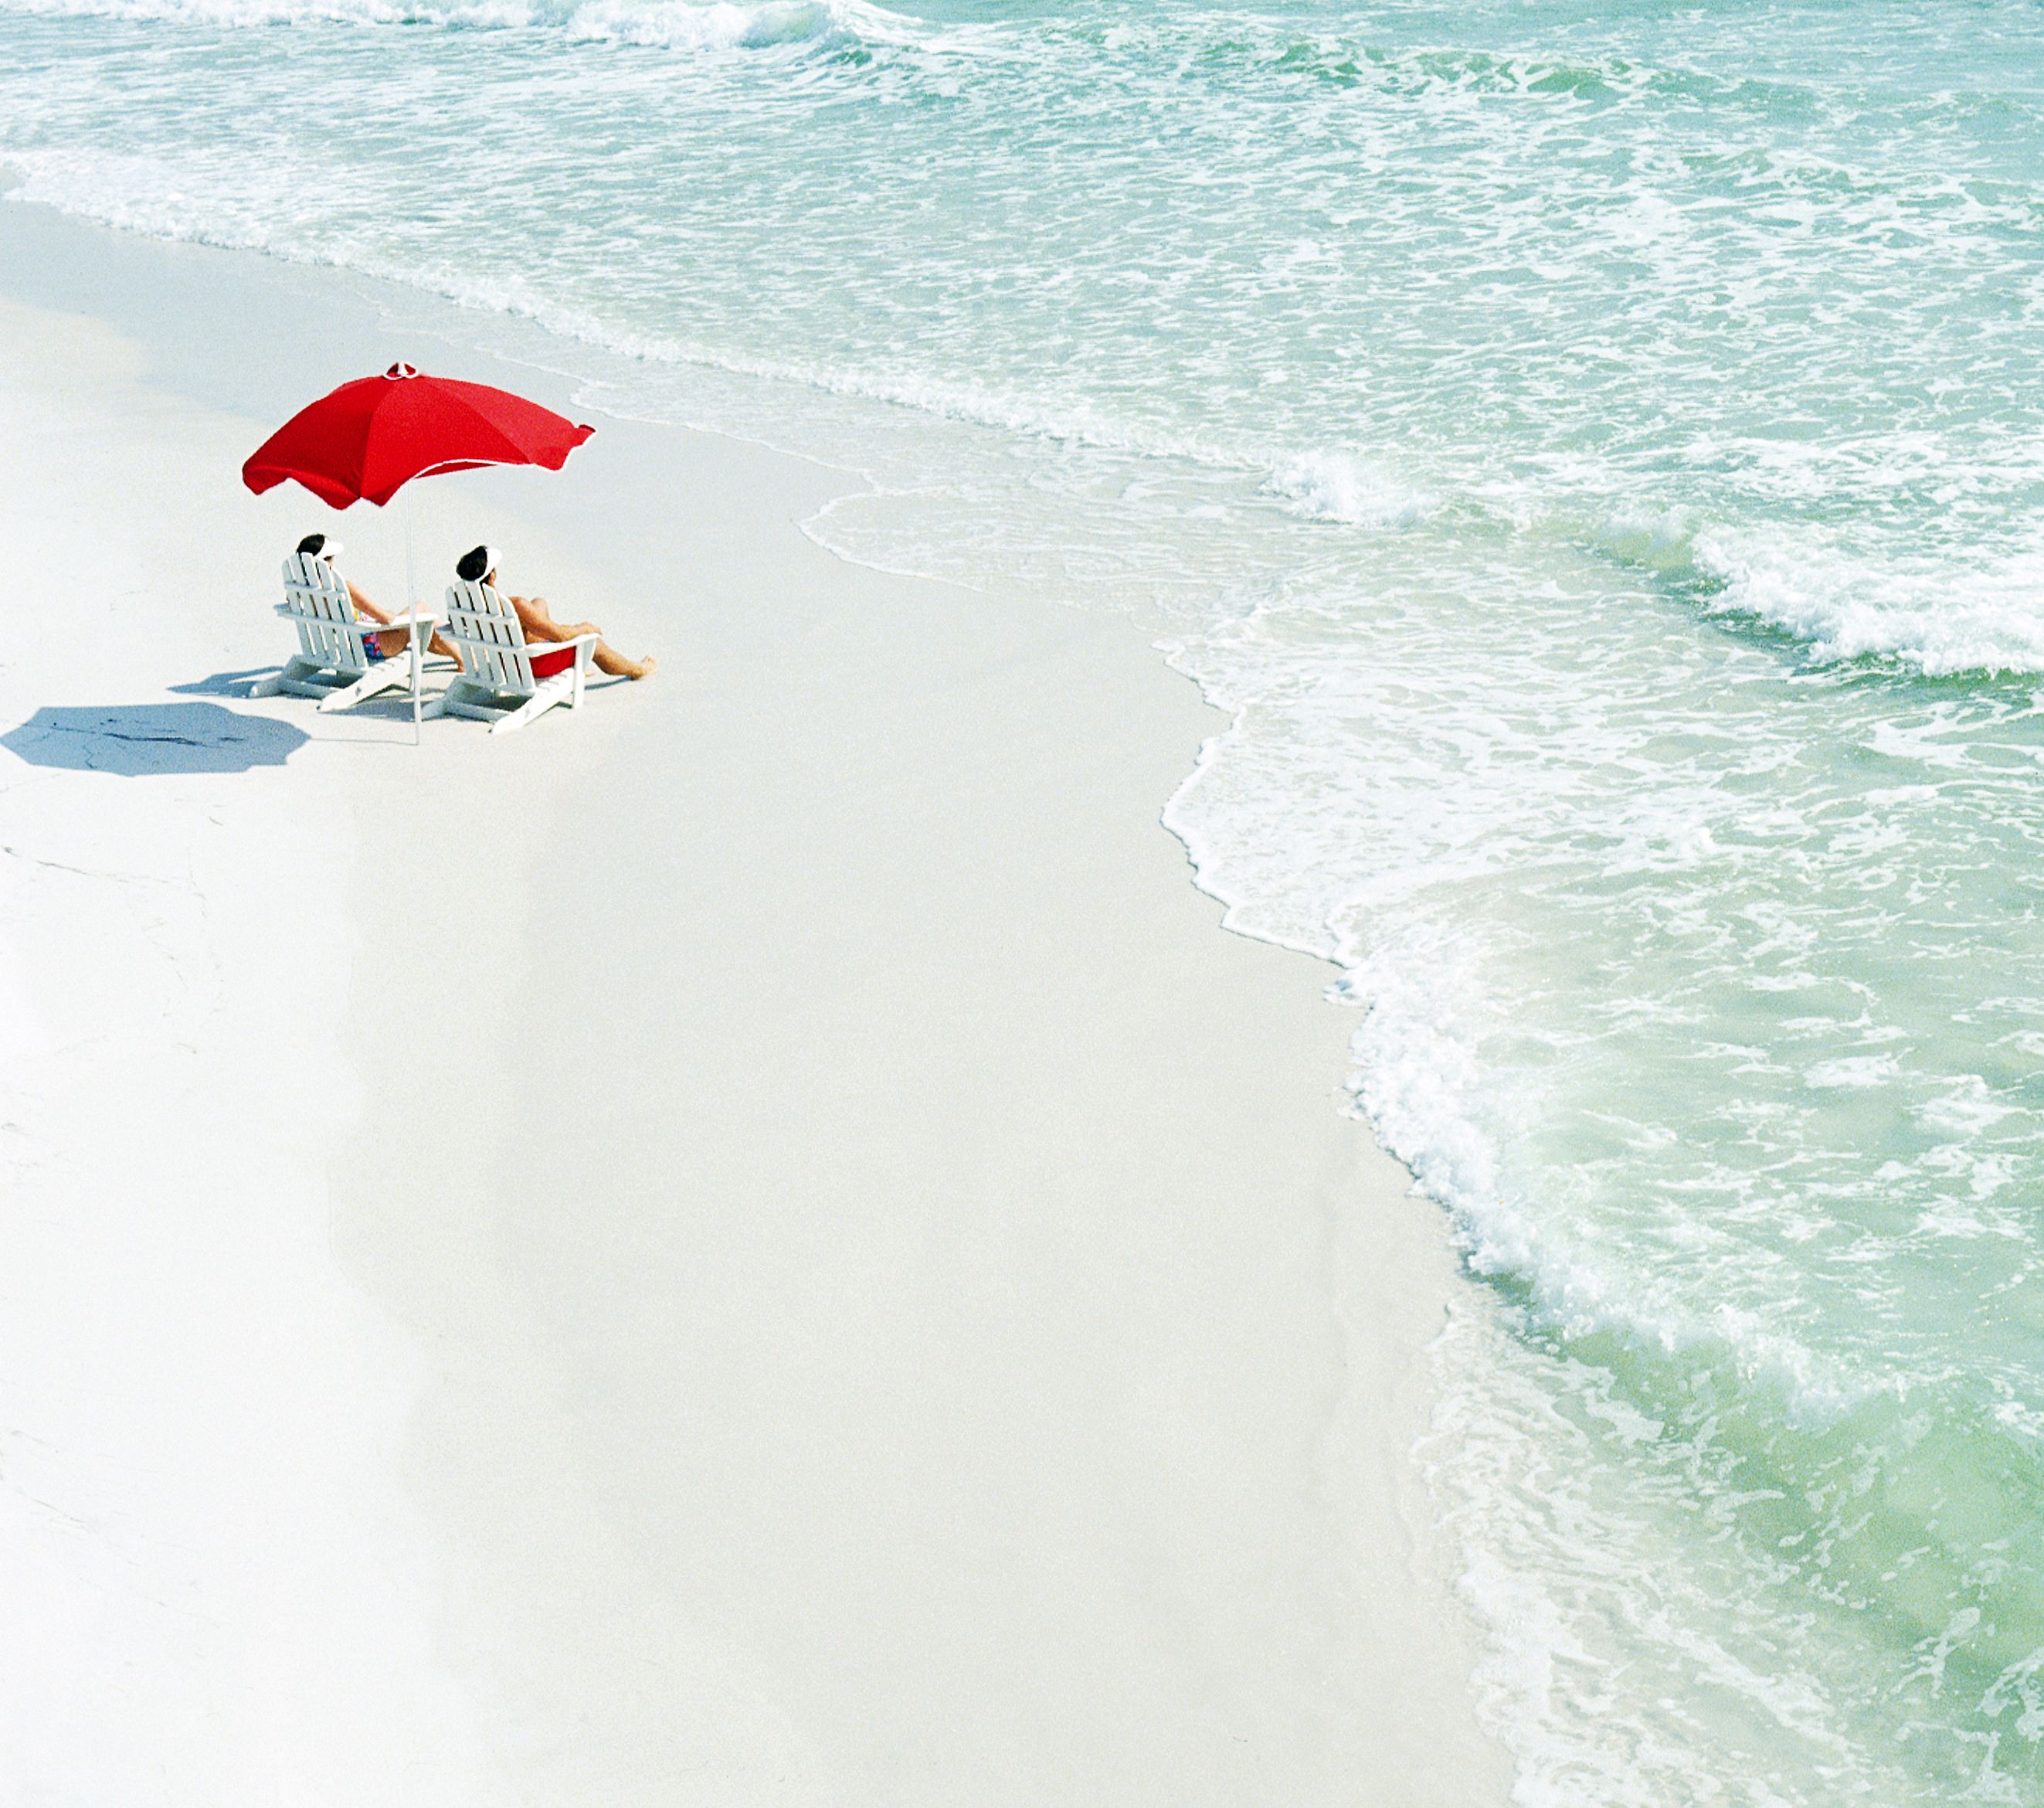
[[242, 362, 595, 739], [242, 361, 594, 508]]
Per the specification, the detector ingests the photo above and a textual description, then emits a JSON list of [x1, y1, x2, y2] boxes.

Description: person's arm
[[347, 579, 394, 626]]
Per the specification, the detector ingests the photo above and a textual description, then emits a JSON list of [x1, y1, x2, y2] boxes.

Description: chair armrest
[[443, 627, 590, 647], [279, 605, 437, 634], [442, 628, 596, 672], [532, 633, 600, 666]]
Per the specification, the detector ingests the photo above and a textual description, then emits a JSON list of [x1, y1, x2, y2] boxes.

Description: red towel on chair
[[528, 643, 579, 680]]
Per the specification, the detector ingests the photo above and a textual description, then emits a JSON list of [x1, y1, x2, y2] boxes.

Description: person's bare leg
[[592, 640, 657, 680], [369, 625, 460, 661], [353, 586, 457, 662], [352, 596, 416, 661], [514, 594, 654, 680]]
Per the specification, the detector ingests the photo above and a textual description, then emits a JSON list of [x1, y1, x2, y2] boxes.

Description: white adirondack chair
[[426, 579, 598, 734], [250, 552, 421, 712]]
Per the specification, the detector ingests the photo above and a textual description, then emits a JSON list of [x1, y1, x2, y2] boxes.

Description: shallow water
[[6, 1, 2044, 1797]]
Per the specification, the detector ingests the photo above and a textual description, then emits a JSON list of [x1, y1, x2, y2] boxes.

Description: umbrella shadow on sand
[[2, 703, 307, 776]]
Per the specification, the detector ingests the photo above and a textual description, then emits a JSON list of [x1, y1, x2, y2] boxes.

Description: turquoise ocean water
[[5, 2, 2043, 1796]]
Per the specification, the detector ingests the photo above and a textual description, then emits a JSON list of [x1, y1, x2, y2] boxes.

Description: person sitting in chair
[[297, 533, 459, 664], [454, 545, 656, 681]]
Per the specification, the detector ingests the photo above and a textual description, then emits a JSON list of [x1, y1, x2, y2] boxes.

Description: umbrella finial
[[385, 362, 419, 380]]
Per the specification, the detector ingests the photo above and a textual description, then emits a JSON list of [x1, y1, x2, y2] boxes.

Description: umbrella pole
[[407, 484, 421, 746]]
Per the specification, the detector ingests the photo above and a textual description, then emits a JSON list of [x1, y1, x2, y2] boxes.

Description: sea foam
[[0, 0, 874, 40], [1264, 450, 1437, 528]]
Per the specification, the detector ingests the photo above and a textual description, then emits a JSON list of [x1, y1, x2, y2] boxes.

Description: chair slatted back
[[443, 579, 540, 698], [280, 552, 371, 675]]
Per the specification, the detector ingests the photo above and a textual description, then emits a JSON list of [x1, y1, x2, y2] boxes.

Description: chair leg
[[490, 675, 582, 734], [250, 656, 317, 699], [316, 662, 409, 713], [488, 692, 549, 735], [422, 678, 480, 722]]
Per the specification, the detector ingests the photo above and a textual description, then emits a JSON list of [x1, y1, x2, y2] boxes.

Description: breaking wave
[[1602, 507, 2044, 677]]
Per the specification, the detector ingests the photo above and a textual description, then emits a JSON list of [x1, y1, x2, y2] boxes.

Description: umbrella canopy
[[241, 362, 594, 508]]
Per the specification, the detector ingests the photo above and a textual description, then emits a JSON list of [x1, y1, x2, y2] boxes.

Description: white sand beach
[[0, 206, 1508, 1806]]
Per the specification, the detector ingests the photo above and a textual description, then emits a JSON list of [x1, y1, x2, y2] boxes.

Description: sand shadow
[[169, 668, 276, 698], [1, 702, 308, 776]]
